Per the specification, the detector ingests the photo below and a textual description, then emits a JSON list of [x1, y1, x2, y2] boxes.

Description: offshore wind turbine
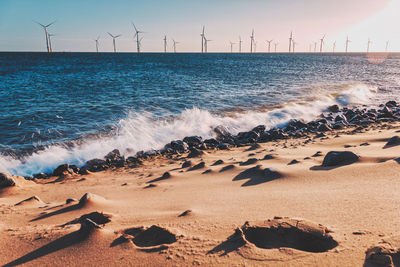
[[201, 26, 205, 53], [250, 29, 255, 53], [274, 42, 279, 52], [314, 42, 317, 53], [238, 36, 242, 53], [288, 31, 293, 53], [94, 36, 100, 52], [204, 39, 212, 53], [319, 34, 326, 53], [108, 32, 121, 52], [34, 21, 56, 52], [163, 35, 167, 53], [309, 44, 312, 53], [229, 41, 235, 53], [333, 41, 336, 53], [367, 38, 372, 53], [386, 41, 389, 52], [266, 39, 273, 53], [172, 39, 179, 53], [292, 40, 297, 53], [345, 36, 351, 53], [132, 22, 144, 53]]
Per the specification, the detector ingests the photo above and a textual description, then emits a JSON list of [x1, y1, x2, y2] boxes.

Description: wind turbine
[[274, 42, 279, 52], [34, 21, 56, 52], [48, 33, 55, 52], [163, 35, 167, 53], [132, 22, 144, 53], [201, 26, 205, 53], [333, 41, 336, 53], [385, 41, 389, 52], [367, 38, 372, 53], [266, 39, 273, 53], [345, 36, 351, 53], [94, 36, 100, 53], [172, 39, 179, 53], [238, 36, 242, 53], [229, 41, 235, 53], [250, 29, 255, 53], [108, 32, 121, 53], [288, 31, 293, 53], [292, 40, 297, 53], [314, 42, 317, 53], [254, 40, 258, 53], [319, 34, 326, 53]]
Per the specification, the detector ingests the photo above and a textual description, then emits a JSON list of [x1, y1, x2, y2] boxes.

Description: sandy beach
[[1, 121, 400, 266]]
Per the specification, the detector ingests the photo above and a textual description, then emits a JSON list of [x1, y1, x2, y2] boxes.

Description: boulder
[[83, 159, 109, 172], [0, 172, 16, 188], [384, 136, 400, 148], [322, 151, 359, 167], [183, 136, 203, 147]]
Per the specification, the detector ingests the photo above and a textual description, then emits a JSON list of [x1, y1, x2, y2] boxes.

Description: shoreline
[[1, 102, 400, 265]]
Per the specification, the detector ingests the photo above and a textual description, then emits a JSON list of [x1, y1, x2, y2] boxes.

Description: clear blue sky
[[0, 0, 397, 52]]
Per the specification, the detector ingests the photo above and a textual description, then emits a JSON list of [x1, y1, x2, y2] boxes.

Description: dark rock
[[66, 198, 78, 204], [178, 210, 192, 217], [0, 172, 16, 188], [187, 147, 204, 158], [288, 159, 300, 165], [83, 159, 108, 172], [188, 162, 205, 171], [263, 154, 276, 160], [384, 136, 400, 148], [252, 125, 266, 134], [212, 159, 224, 166], [327, 105, 340, 113], [312, 151, 323, 157], [322, 151, 359, 167], [204, 138, 219, 148], [202, 169, 212, 174], [33, 172, 51, 179], [216, 143, 231, 150], [246, 143, 261, 151], [317, 123, 332, 132], [181, 161, 192, 168], [385, 100, 397, 107], [161, 172, 171, 179], [105, 149, 121, 163], [52, 164, 75, 177], [240, 158, 258, 166], [214, 125, 231, 138], [219, 164, 235, 172], [169, 140, 189, 153], [183, 136, 203, 147]]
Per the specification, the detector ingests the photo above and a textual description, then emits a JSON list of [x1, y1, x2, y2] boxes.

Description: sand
[[1, 123, 400, 266]]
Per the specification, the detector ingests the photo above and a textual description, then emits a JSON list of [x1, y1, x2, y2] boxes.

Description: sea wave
[[0, 83, 377, 177]]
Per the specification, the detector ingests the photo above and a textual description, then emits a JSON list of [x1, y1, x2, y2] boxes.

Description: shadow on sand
[[233, 165, 283, 186]]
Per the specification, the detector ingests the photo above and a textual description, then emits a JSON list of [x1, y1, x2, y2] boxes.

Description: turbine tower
[[201, 26, 205, 53], [333, 41, 336, 53], [34, 21, 56, 53], [309, 44, 312, 53], [386, 41, 389, 53], [229, 41, 235, 53], [204, 39, 212, 53], [274, 43, 279, 52], [288, 31, 293, 53], [319, 34, 326, 53], [292, 40, 297, 53], [172, 39, 179, 53], [250, 29, 255, 53], [266, 39, 273, 53], [132, 23, 144, 53], [108, 32, 121, 53], [48, 33, 55, 52], [314, 42, 317, 53], [94, 36, 100, 53], [367, 38, 372, 53], [163, 35, 167, 53], [238, 36, 242, 53], [345, 36, 351, 53]]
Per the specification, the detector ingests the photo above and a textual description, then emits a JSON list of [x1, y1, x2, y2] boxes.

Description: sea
[[0, 52, 399, 176]]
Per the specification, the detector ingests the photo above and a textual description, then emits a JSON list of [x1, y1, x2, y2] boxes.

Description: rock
[[105, 149, 121, 162], [0, 173, 16, 188], [183, 136, 203, 147], [79, 193, 106, 206], [322, 151, 359, 167], [317, 123, 332, 132], [246, 143, 261, 151], [384, 136, 400, 148], [214, 125, 231, 138], [288, 159, 300, 165], [169, 140, 189, 153], [52, 164, 76, 177], [216, 143, 231, 150], [263, 154, 276, 160], [33, 172, 51, 179], [83, 159, 109, 172], [365, 245, 399, 266], [66, 198, 78, 204], [161, 172, 171, 179], [212, 159, 224, 166], [188, 162, 205, 171], [240, 158, 258, 166], [327, 105, 340, 113], [252, 125, 266, 133], [181, 161, 192, 168], [187, 147, 204, 158], [386, 100, 397, 107], [203, 138, 219, 148]]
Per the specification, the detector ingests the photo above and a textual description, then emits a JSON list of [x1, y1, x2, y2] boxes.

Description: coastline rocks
[[0, 172, 16, 188], [183, 136, 203, 148], [52, 164, 79, 177], [82, 159, 109, 172], [187, 147, 204, 158], [181, 160, 192, 168], [384, 136, 400, 148], [322, 151, 359, 167], [327, 104, 340, 113]]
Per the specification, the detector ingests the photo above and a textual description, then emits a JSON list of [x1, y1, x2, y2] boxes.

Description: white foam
[[0, 83, 377, 176]]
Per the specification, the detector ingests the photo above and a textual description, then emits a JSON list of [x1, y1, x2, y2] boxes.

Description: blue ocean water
[[0, 52, 399, 176]]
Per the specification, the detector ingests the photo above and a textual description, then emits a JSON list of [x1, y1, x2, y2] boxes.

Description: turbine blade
[[46, 20, 57, 27], [34, 21, 45, 28], [108, 32, 114, 38]]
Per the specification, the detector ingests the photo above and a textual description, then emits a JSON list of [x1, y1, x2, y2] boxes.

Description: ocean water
[[0, 52, 399, 176]]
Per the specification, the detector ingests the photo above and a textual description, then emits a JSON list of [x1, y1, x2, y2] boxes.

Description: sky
[[0, 0, 399, 53]]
